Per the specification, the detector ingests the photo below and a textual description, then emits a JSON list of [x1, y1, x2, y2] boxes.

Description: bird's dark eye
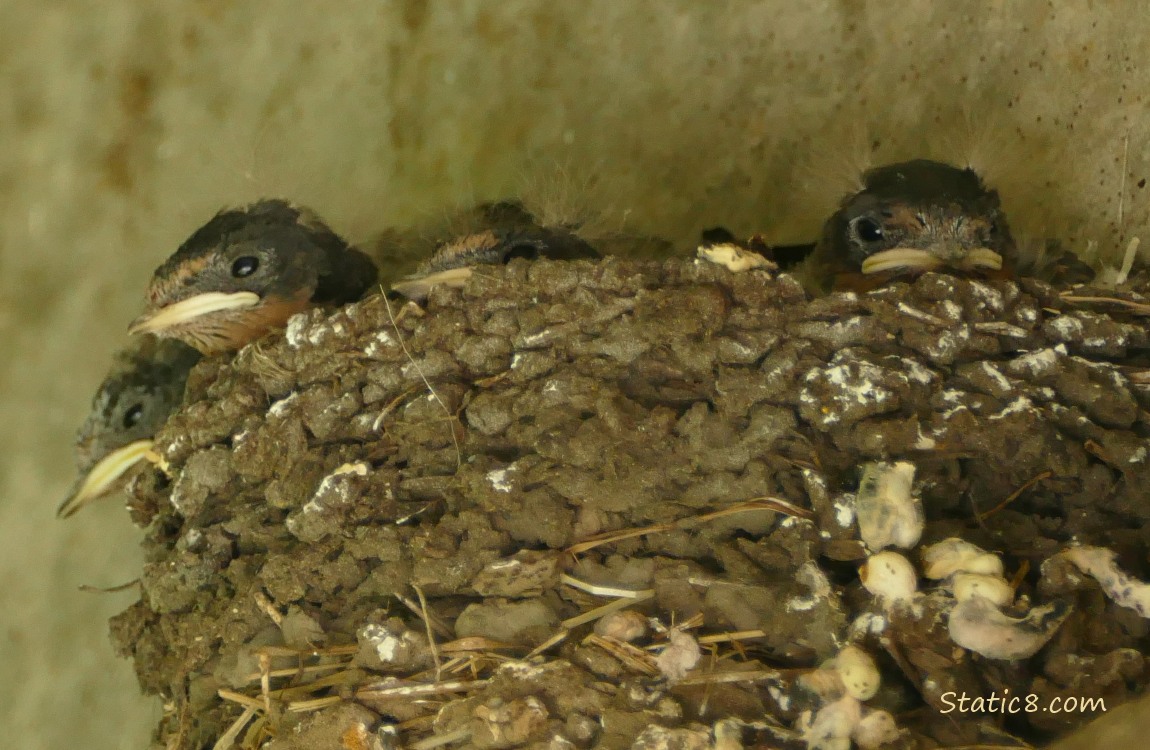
[[854, 217, 885, 243], [231, 256, 260, 278], [122, 403, 144, 430]]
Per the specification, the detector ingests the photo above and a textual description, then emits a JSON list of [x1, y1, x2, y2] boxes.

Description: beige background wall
[[1, 2, 1146, 747]]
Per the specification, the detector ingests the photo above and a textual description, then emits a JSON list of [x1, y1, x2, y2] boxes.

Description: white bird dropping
[[855, 461, 923, 551]]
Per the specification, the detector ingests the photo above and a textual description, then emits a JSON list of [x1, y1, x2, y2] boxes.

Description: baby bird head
[[815, 159, 1016, 287], [129, 200, 377, 354], [58, 338, 199, 518]]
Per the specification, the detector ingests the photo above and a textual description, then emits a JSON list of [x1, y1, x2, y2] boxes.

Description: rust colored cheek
[[216, 294, 313, 349], [179, 291, 314, 354]]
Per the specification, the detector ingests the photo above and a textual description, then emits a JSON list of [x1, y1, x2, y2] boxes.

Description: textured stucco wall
[[1, 2, 1147, 748]]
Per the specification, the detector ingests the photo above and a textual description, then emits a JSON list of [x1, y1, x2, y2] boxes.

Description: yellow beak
[[128, 291, 261, 335], [391, 267, 475, 301], [57, 439, 154, 518], [860, 246, 1002, 275]]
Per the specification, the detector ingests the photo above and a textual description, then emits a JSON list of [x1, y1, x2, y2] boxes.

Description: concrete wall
[[1, 2, 1145, 747]]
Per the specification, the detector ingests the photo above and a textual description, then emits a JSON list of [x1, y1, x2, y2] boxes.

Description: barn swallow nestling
[[367, 200, 549, 284], [803, 159, 1019, 293], [128, 200, 378, 354], [391, 221, 600, 301], [57, 338, 200, 519]]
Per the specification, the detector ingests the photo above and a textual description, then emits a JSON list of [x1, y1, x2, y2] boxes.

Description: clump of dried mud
[[112, 258, 1150, 749]]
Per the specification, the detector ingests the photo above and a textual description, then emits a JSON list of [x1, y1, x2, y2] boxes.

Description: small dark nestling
[[803, 159, 1019, 292], [129, 200, 378, 354], [392, 201, 600, 301], [57, 337, 200, 518]]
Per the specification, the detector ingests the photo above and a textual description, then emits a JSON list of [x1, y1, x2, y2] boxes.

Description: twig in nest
[[699, 645, 719, 717], [381, 291, 462, 468], [258, 652, 271, 715], [583, 634, 660, 675], [170, 689, 192, 750], [406, 652, 511, 683], [372, 384, 424, 433], [560, 574, 652, 598], [413, 584, 443, 682], [896, 302, 949, 327], [474, 371, 511, 388], [408, 728, 473, 750], [395, 501, 438, 526], [1084, 438, 1125, 469], [561, 589, 655, 630], [975, 470, 1052, 521], [652, 611, 705, 633], [218, 689, 264, 712], [1009, 560, 1030, 593], [674, 668, 783, 687], [973, 321, 1029, 338], [396, 593, 454, 638], [241, 661, 350, 683], [438, 636, 515, 653], [240, 714, 267, 749], [566, 497, 812, 555], [525, 629, 570, 658], [424, 655, 475, 679], [1060, 293, 1150, 315], [695, 629, 768, 646], [78, 578, 140, 594], [1117, 237, 1140, 285], [707, 496, 814, 521], [566, 523, 673, 555], [286, 695, 342, 713], [396, 714, 437, 733], [255, 644, 358, 658], [211, 705, 258, 750], [272, 669, 364, 703], [355, 679, 488, 700], [253, 590, 284, 626]]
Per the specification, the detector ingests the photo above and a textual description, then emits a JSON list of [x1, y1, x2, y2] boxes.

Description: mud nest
[[111, 257, 1150, 749]]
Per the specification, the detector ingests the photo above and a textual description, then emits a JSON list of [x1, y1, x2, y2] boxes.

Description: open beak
[[56, 439, 154, 518], [128, 292, 261, 335], [391, 267, 475, 301], [860, 246, 1002, 275]]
